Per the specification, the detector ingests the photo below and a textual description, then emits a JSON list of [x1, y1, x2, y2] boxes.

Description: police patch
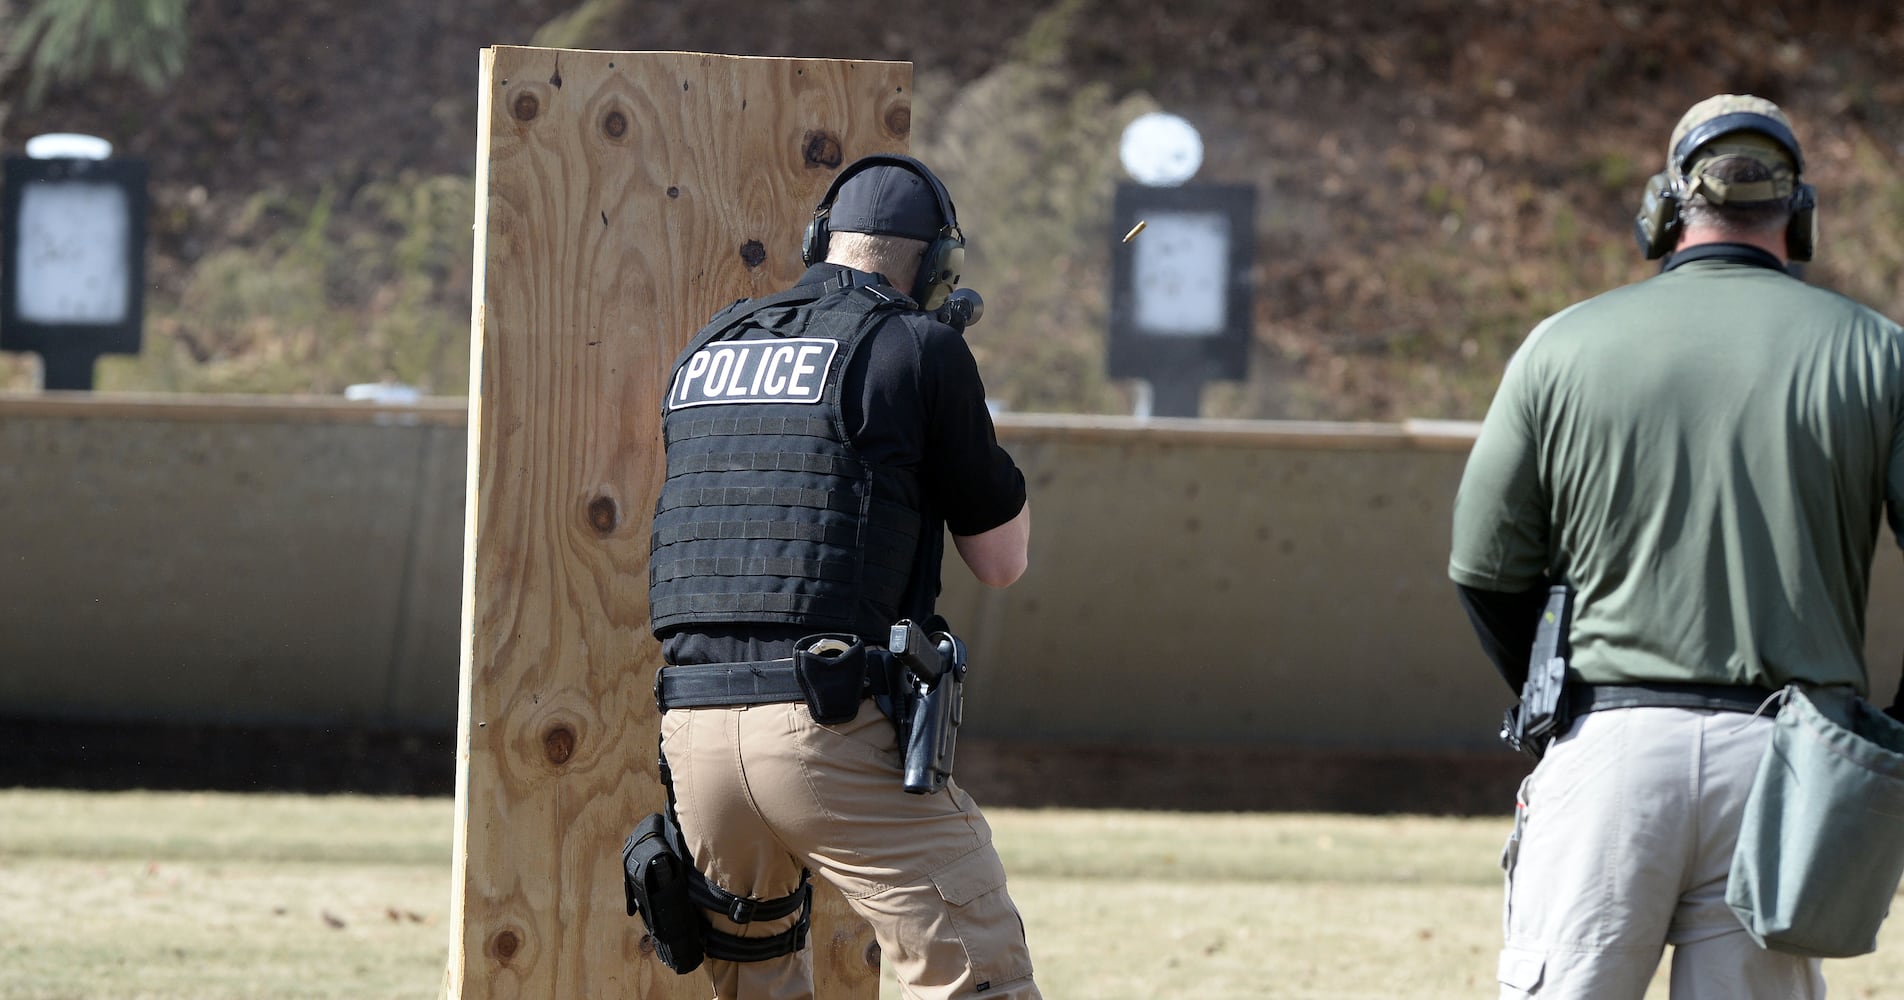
[[668, 338, 839, 410]]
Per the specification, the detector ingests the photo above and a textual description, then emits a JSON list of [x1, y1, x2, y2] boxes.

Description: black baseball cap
[[825, 162, 948, 241]]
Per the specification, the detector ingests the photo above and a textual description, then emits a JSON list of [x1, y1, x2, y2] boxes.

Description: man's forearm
[[952, 501, 1030, 588], [1455, 580, 1552, 692]]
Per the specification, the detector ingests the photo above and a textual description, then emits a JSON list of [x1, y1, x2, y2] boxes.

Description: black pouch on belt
[[794, 634, 866, 724], [622, 812, 707, 974]]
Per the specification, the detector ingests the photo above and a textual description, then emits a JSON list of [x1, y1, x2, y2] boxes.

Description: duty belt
[[1567, 682, 1781, 718], [654, 655, 895, 712]]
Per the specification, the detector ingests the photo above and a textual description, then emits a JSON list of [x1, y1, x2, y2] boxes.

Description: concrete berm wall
[[2, 394, 1899, 750]]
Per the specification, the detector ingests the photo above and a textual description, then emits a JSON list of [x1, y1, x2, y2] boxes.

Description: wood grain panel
[[449, 46, 910, 999]]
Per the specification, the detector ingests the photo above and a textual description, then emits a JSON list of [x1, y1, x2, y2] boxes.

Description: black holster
[[1500, 585, 1574, 761], [903, 649, 963, 794], [622, 812, 706, 973], [887, 619, 966, 795]]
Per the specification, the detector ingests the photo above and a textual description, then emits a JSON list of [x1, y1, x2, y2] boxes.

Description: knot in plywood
[[509, 700, 592, 777], [586, 494, 619, 534], [802, 130, 843, 169], [543, 724, 577, 766], [490, 928, 523, 964], [884, 104, 911, 139]]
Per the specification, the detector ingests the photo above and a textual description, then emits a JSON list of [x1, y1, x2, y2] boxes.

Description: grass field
[[1, 790, 1899, 999]]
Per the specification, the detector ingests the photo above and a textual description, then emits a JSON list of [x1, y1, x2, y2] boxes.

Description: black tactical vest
[[648, 279, 926, 640]]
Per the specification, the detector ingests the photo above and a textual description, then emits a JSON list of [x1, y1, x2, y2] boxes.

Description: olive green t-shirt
[[1450, 250, 1904, 692]]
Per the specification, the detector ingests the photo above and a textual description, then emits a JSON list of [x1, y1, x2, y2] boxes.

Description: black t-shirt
[[662, 264, 1026, 665]]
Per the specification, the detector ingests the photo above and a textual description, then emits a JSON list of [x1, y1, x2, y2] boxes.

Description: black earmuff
[[801, 154, 965, 309], [1786, 182, 1817, 262], [800, 213, 830, 269]]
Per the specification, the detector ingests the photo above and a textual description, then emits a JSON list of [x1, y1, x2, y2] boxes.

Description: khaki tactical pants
[[660, 698, 1039, 1000], [1498, 706, 1824, 999]]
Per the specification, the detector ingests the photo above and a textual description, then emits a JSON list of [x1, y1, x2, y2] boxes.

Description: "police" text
[[669, 337, 840, 409]]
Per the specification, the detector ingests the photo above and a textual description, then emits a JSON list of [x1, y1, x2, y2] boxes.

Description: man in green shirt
[[1450, 94, 1904, 999]]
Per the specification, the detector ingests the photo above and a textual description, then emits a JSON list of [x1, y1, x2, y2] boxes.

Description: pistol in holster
[[888, 618, 967, 795], [1500, 585, 1574, 762]]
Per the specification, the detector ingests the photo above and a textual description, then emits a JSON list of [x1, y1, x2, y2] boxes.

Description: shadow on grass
[[2, 714, 1528, 816]]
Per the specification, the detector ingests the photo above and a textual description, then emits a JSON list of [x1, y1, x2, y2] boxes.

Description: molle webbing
[[649, 588, 862, 625], [656, 483, 864, 517], [650, 554, 910, 595], [665, 450, 863, 478], [668, 413, 837, 444], [651, 506, 916, 550], [651, 519, 859, 549]]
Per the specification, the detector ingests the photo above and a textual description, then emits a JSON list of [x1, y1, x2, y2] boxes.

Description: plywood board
[[450, 46, 911, 999]]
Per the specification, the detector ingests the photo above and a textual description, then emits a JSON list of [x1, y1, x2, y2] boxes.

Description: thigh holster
[[622, 812, 707, 973]]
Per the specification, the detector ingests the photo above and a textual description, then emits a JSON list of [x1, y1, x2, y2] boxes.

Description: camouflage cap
[[1668, 94, 1803, 175]]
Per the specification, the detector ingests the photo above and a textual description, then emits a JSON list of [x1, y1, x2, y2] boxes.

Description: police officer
[[648, 154, 1039, 999], [1450, 95, 1904, 999]]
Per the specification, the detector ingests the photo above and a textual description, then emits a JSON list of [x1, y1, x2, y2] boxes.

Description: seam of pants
[[1682, 710, 1707, 898]]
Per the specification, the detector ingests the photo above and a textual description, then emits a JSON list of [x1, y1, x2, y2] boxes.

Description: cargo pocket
[[1496, 945, 1546, 996], [929, 847, 1035, 991]]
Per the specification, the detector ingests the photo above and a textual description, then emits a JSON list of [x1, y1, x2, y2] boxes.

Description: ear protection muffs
[[801, 154, 966, 309], [1785, 182, 1818, 262], [1633, 171, 1683, 260], [1634, 111, 1817, 261]]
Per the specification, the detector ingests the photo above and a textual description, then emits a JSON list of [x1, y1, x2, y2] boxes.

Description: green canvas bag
[[1727, 684, 1904, 958]]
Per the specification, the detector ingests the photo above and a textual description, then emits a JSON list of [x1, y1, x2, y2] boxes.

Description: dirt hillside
[[5, 0, 1904, 418]]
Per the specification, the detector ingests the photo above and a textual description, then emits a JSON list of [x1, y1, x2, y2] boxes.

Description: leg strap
[[693, 869, 813, 962]]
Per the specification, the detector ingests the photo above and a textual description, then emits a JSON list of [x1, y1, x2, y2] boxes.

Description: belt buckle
[[727, 896, 758, 924]]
